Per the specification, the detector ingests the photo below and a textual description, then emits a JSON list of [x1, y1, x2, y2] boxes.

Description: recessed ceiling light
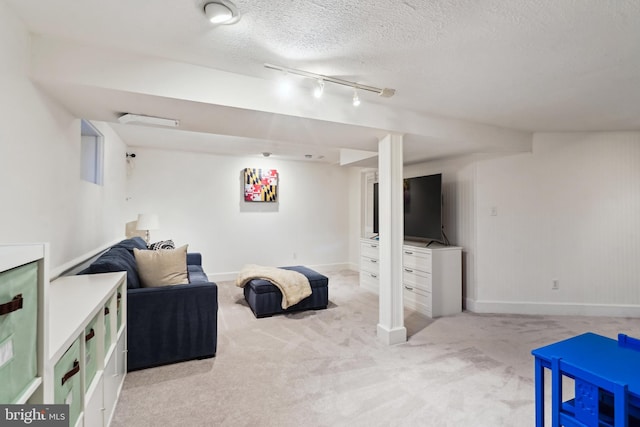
[[204, 1, 240, 25]]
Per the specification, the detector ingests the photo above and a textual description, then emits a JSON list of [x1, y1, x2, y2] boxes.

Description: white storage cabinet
[[46, 272, 127, 427], [359, 238, 462, 318]]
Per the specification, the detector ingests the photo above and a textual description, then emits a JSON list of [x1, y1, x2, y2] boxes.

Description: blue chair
[[551, 356, 629, 427]]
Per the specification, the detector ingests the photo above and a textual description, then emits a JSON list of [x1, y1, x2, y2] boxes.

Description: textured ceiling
[[5, 0, 640, 162]]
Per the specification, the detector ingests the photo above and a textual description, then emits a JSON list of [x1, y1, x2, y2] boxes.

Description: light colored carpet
[[112, 269, 639, 427]]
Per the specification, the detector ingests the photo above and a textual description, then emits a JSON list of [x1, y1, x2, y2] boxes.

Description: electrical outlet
[[293, 252, 297, 260], [552, 279, 559, 290], [490, 206, 498, 216]]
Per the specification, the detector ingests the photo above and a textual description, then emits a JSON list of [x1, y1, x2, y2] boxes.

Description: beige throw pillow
[[134, 245, 189, 287]]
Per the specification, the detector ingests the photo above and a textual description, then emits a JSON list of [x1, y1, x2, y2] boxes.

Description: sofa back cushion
[[89, 247, 142, 289], [112, 237, 148, 252], [133, 245, 189, 288]]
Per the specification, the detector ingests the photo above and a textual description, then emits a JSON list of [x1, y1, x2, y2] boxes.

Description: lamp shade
[[136, 214, 159, 230]]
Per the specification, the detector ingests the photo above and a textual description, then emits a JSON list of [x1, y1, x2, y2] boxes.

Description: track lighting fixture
[[313, 79, 324, 98], [264, 63, 395, 106]]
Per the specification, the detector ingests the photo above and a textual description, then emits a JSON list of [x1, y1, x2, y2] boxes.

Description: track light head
[[352, 90, 361, 107], [313, 79, 324, 98]]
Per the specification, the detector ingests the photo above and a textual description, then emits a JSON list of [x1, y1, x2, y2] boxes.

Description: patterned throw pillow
[[147, 239, 175, 250]]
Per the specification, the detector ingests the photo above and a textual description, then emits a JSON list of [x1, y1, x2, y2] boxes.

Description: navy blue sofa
[[80, 237, 218, 371]]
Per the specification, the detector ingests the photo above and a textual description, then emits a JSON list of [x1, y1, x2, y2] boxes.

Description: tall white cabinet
[[359, 238, 462, 318]]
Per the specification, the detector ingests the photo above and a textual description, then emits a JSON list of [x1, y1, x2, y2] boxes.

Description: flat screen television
[[373, 173, 443, 243]]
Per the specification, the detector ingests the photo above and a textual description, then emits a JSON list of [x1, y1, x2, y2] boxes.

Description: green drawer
[[0, 262, 38, 403], [54, 339, 82, 427], [104, 303, 112, 354], [84, 314, 99, 392]]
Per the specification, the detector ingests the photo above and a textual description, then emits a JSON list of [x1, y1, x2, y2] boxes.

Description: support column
[[377, 134, 406, 345]]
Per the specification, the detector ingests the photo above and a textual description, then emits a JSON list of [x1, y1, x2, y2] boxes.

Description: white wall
[[474, 132, 640, 316], [125, 148, 353, 279], [0, 3, 127, 270]]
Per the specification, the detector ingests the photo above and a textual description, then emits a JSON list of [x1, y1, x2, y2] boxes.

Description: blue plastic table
[[531, 332, 640, 427]]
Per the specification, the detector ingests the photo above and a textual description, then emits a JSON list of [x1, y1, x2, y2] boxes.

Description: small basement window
[[80, 119, 104, 185]]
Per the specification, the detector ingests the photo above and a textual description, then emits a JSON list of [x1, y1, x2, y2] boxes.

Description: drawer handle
[[371, 274, 377, 278], [0, 294, 23, 316], [370, 244, 378, 248], [61, 360, 80, 385], [370, 259, 377, 263], [85, 328, 95, 342], [404, 251, 413, 255], [404, 285, 414, 290], [117, 292, 122, 309], [104, 307, 110, 316], [404, 268, 413, 273]]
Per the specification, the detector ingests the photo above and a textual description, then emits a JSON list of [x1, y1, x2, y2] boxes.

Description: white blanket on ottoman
[[235, 264, 312, 309]]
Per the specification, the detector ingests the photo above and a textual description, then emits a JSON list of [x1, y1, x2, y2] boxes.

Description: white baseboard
[[377, 324, 407, 345], [466, 298, 640, 317]]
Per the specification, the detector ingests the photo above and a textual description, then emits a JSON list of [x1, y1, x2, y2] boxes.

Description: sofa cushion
[[134, 245, 189, 287], [187, 264, 209, 283], [90, 247, 142, 289], [113, 237, 148, 253], [246, 266, 328, 295]]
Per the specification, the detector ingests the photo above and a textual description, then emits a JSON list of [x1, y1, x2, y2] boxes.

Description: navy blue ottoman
[[243, 266, 329, 318]]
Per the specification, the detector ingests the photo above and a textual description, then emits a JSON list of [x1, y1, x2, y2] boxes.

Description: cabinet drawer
[[360, 241, 380, 259], [403, 285, 432, 317], [84, 313, 99, 393], [117, 288, 123, 332], [360, 269, 379, 293], [402, 248, 431, 271], [104, 300, 112, 357], [54, 339, 82, 427], [360, 256, 380, 276], [403, 268, 432, 292]]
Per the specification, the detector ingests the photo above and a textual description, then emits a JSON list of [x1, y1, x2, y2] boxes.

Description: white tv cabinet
[[359, 238, 462, 318]]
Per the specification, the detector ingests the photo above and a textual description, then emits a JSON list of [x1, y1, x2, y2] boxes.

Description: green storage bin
[[84, 315, 99, 392], [0, 262, 38, 403], [54, 339, 81, 427], [104, 304, 112, 354], [116, 290, 123, 332]]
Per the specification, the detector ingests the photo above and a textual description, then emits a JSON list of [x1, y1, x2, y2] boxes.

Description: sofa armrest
[[127, 281, 218, 371], [187, 252, 202, 266]]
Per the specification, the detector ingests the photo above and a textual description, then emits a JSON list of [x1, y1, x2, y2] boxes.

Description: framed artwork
[[243, 168, 278, 202]]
